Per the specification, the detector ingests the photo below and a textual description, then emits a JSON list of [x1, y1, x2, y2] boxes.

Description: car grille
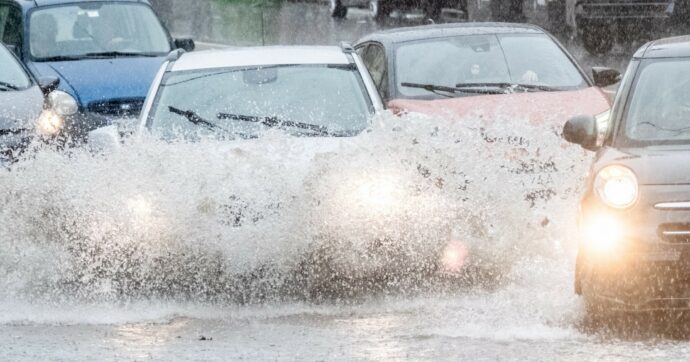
[[658, 223, 690, 244], [579, 1, 672, 18], [88, 98, 145, 119]]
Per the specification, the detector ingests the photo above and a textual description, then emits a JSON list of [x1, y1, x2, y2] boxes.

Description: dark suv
[[564, 36, 690, 315], [575, 0, 690, 54]]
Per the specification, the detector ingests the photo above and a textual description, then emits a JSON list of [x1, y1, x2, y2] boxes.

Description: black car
[[564, 36, 690, 315], [575, 0, 690, 54], [0, 42, 65, 166], [329, 0, 467, 21]]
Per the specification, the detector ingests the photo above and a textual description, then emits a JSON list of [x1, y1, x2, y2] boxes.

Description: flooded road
[[3, 1, 690, 361]]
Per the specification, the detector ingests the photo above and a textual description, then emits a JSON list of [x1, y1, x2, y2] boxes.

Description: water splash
[[0, 112, 590, 310]]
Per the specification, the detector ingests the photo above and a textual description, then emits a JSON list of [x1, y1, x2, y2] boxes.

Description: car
[[0, 41, 76, 166], [574, 0, 690, 54], [328, 0, 467, 21], [353, 23, 616, 126], [0, 0, 194, 142], [89, 44, 383, 148], [563, 35, 690, 315]]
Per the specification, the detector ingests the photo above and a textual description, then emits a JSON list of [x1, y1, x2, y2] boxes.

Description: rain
[[2, 0, 690, 360]]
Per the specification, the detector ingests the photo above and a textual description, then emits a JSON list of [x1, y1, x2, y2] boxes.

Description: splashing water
[[0, 112, 591, 323]]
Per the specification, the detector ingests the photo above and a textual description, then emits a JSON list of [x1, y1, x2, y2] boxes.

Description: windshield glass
[[0, 45, 31, 90], [148, 64, 373, 140], [395, 34, 587, 98], [624, 59, 690, 144], [29, 3, 170, 60]]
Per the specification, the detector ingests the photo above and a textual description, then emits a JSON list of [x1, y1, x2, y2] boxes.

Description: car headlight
[[35, 91, 78, 137], [353, 176, 403, 213], [36, 110, 64, 136], [594, 165, 638, 208], [47, 90, 78, 116]]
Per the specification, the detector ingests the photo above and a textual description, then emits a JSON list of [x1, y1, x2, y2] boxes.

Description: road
[[3, 1, 690, 361]]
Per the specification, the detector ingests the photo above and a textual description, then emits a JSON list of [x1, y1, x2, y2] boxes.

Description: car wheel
[[329, 0, 348, 18], [369, 0, 389, 21], [581, 24, 614, 54]]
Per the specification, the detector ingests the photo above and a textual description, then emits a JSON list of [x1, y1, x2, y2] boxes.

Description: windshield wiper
[[455, 82, 560, 92], [83, 51, 160, 58], [217, 112, 338, 136], [401, 82, 505, 96], [168, 106, 234, 135], [36, 55, 87, 62], [0, 81, 19, 91]]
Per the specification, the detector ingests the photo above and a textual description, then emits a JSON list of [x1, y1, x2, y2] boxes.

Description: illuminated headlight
[[47, 90, 78, 116], [352, 176, 403, 213], [35, 91, 78, 137], [594, 165, 638, 209], [581, 213, 624, 253], [36, 110, 64, 136]]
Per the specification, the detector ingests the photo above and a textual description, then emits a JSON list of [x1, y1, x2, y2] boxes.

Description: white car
[[90, 44, 383, 148], [142, 45, 382, 140]]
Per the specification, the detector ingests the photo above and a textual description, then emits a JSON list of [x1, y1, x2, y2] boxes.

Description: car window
[[148, 64, 373, 140], [28, 3, 170, 60], [361, 44, 388, 99], [0, 44, 31, 90], [624, 59, 690, 144], [395, 34, 587, 99], [0, 5, 22, 49]]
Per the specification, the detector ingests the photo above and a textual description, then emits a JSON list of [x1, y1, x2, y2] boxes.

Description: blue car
[[0, 0, 194, 140]]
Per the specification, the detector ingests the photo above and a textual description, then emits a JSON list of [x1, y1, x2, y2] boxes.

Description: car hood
[[0, 86, 44, 130], [597, 146, 690, 185], [387, 87, 611, 125], [28, 56, 165, 107]]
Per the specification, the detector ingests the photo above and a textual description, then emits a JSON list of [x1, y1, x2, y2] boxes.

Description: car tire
[[329, 0, 348, 18], [369, 0, 390, 22], [581, 24, 614, 54]]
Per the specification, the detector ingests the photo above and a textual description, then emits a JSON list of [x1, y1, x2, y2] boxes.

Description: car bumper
[[579, 185, 690, 311]]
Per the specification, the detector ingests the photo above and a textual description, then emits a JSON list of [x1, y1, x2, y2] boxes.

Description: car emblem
[[120, 104, 132, 111]]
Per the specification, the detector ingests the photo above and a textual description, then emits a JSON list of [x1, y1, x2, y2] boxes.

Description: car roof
[[356, 22, 546, 45], [634, 35, 690, 59], [170, 46, 352, 72], [9, 0, 150, 9]]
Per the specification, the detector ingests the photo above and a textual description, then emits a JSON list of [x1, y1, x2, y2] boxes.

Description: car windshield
[[0, 45, 31, 90], [395, 33, 587, 98], [148, 64, 373, 140], [624, 59, 690, 144], [29, 2, 170, 60]]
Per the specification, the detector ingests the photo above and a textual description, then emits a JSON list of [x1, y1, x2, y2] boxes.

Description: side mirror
[[88, 125, 121, 155], [563, 114, 598, 151], [38, 76, 60, 95], [174, 38, 195, 52], [592, 67, 621, 88]]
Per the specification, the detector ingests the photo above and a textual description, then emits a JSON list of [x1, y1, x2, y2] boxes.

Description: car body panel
[[388, 87, 610, 125], [170, 46, 351, 72], [28, 56, 166, 108]]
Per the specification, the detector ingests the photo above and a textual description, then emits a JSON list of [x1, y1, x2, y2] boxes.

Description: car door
[[357, 43, 389, 101], [0, 3, 22, 57]]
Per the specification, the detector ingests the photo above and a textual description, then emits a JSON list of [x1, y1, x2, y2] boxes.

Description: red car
[[353, 23, 617, 125]]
